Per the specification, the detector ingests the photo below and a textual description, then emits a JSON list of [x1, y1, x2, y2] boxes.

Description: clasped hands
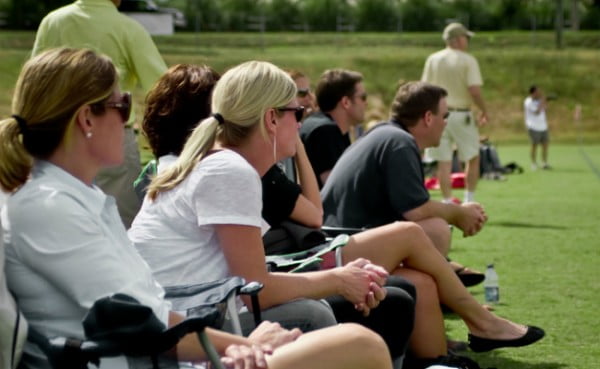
[[337, 258, 389, 317], [220, 321, 302, 369], [218, 259, 388, 368], [458, 202, 488, 237]]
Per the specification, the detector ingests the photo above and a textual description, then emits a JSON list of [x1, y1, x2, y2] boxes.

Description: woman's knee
[[385, 275, 416, 300], [388, 221, 430, 244], [335, 323, 392, 366], [415, 218, 452, 255], [406, 270, 439, 305]]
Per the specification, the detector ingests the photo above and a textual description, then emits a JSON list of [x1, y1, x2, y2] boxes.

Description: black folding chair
[[26, 277, 263, 369]]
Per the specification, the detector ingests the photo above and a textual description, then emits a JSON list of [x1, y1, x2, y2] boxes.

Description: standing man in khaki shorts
[[422, 22, 488, 204]]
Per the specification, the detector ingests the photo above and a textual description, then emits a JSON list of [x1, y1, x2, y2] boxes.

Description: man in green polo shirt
[[422, 22, 489, 204], [32, 0, 167, 228]]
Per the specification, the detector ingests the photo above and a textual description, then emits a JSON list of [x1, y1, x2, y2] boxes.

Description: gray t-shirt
[[322, 122, 430, 228]]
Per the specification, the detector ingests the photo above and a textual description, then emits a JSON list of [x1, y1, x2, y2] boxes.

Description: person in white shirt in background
[[524, 85, 551, 170]]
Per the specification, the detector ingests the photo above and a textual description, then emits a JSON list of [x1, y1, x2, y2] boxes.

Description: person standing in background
[[422, 22, 488, 204], [32, 0, 167, 228], [524, 85, 551, 170]]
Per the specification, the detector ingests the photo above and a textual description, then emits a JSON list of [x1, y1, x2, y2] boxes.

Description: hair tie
[[12, 114, 28, 135], [212, 113, 225, 125]]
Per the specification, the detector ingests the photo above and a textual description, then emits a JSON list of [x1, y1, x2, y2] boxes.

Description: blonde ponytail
[[146, 60, 296, 200], [147, 116, 219, 199]]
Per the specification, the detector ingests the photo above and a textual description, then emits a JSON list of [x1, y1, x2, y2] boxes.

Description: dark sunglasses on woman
[[276, 106, 305, 122], [92, 92, 132, 122]]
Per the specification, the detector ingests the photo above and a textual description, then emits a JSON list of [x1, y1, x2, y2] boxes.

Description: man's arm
[[533, 99, 546, 114], [125, 21, 168, 91], [403, 200, 487, 237], [31, 17, 51, 57], [468, 85, 488, 126]]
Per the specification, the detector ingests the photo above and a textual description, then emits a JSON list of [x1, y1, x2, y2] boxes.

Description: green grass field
[[1, 31, 599, 143], [441, 144, 600, 369], [0, 30, 599, 368]]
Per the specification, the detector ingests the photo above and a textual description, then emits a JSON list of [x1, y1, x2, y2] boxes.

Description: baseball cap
[[443, 22, 474, 41]]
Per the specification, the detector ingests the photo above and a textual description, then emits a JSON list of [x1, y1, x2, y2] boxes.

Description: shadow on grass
[[472, 351, 567, 369], [546, 168, 588, 173], [487, 221, 568, 230]]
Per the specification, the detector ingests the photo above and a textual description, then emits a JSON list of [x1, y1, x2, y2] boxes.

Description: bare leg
[[415, 217, 451, 256], [541, 142, 549, 164], [465, 155, 480, 193], [267, 323, 392, 369], [392, 268, 446, 358], [530, 143, 538, 164], [344, 222, 529, 340], [437, 160, 453, 200]]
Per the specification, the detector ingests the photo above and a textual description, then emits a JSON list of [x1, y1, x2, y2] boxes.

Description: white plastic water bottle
[[484, 264, 499, 303]]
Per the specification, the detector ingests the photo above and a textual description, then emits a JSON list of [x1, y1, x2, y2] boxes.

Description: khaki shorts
[[426, 111, 480, 162], [528, 129, 549, 144]]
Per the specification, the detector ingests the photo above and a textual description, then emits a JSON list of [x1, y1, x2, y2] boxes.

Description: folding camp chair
[[26, 277, 263, 369], [133, 159, 157, 201]]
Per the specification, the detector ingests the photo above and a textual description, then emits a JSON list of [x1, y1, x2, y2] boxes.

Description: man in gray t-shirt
[[322, 82, 487, 257]]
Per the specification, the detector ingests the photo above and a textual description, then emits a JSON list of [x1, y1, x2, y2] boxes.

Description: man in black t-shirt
[[300, 69, 367, 188], [322, 82, 488, 257]]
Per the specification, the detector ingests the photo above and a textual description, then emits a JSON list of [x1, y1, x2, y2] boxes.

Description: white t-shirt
[[157, 154, 178, 174], [1, 191, 28, 369], [524, 96, 548, 131], [3, 161, 171, 369], [129, 150, 265, 288]]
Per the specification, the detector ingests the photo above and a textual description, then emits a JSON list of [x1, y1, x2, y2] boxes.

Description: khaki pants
[[95, 128, 142, 229]]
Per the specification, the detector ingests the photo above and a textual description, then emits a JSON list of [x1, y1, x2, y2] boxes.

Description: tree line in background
[[1, 0, 599, 31]]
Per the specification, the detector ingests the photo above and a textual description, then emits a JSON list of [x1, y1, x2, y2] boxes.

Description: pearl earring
[[86, 132, 93, 139]]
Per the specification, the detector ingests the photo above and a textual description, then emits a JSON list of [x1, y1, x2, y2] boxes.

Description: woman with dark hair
[[143, 64, 220, 169], [130, 60, 417, 368], [134, 64, 221, 199]]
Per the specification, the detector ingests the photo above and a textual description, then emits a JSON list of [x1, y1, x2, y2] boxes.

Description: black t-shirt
[[299, 112, 350, 188], [321, 121, 429, 228], [261, 164, 301, 227]]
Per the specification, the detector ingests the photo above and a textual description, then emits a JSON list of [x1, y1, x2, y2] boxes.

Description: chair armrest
[[265, 234, 350, 273], [28, 298, 221, 369], [164, 276, 246, 312], [321, 225, 365, 237]]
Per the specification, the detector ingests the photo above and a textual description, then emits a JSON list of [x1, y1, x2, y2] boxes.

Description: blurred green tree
[[355, 0, 399, 31]]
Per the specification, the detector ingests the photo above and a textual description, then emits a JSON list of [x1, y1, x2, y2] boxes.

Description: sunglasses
[[100, 92, 132, 122], [354, 92, 368, 102], [297, 88, 311, 98], [276, 106, 305, 122]]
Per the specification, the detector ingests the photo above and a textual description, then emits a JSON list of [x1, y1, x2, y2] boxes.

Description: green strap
[[289, 234, 350, 273]]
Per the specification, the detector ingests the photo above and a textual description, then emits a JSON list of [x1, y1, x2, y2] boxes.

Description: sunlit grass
[[442, 144, 600, 369]]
